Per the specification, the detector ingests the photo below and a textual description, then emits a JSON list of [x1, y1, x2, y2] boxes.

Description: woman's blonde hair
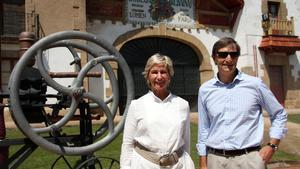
[[142, 53, 174, 88]]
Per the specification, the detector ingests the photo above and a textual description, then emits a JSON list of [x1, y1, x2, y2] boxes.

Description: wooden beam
[[213, 0, 229, 12], [198, 10, 230, 16]]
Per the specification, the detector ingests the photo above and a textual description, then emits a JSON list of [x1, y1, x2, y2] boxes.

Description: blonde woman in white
[[120, 53, 195, 169]]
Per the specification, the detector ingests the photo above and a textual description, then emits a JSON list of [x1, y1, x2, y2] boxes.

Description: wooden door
[[269, 65, 285, 106]]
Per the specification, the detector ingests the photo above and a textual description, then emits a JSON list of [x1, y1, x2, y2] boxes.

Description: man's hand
[[259, 145, 275, 163], [199, 156, 207, 169], [259, 139, 280, 163]]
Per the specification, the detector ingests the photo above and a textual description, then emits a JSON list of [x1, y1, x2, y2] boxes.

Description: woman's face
[[148, 63, 171, 94]]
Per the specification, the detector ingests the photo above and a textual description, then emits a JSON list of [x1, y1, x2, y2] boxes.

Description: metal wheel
[[9, 31, 134, 155]]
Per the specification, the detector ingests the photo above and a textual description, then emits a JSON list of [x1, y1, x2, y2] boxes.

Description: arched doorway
[[118, 37, 200, 113]]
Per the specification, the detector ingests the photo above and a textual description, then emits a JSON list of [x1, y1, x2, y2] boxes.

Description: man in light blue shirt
[[196, 37, 287, 169]]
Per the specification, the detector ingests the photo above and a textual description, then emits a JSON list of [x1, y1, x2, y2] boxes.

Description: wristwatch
[[267, 143, 278, 151]]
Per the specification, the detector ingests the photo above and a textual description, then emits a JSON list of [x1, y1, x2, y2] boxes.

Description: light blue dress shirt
[[196, 70, 288, 156]]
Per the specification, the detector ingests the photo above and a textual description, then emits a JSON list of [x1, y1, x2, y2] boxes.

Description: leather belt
[[134, 141, 184, 166], [207, 146, 260, 157]]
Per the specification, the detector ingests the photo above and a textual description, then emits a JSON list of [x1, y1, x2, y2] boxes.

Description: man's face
[[213, 44, 239, 75]]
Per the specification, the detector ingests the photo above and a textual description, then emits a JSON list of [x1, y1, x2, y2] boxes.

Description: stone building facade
[[1, 0, 300, 111]]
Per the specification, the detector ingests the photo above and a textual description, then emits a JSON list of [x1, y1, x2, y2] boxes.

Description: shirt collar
[[148, 90, 172, 103], [213, 69, 243, 85]]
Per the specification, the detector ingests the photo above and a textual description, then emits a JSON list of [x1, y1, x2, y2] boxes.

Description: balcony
[[260, 16, 300, 54], [262, 17, 294, 36]]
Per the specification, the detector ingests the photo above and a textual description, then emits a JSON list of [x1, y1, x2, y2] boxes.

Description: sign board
[[126, 0, 195, 28]]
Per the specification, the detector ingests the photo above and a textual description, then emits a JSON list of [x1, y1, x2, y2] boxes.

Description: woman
[[120, 53, 195, 169]]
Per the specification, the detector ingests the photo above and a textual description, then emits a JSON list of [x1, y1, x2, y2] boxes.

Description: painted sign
[[126, 0, 195, 28]]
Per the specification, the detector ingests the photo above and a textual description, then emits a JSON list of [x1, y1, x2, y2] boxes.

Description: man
[[196, 37, 287, 169]]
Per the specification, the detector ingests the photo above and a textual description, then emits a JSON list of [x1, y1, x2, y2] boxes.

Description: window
[[268, 1, 280, 18]]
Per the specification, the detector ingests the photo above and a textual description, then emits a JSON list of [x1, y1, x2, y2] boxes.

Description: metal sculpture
[[1, 31, 134, 168]]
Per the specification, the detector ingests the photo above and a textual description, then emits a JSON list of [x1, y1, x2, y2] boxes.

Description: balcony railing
[[262, 17, 295, 36]]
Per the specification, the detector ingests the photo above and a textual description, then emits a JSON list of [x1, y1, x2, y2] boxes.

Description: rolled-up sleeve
[[258, 80, 288, 139]]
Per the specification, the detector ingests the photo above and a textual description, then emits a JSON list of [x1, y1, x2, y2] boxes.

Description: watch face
[[268, 143, 278, 151]]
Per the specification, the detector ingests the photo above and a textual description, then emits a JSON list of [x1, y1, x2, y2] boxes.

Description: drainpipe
[[253, 45, 258, 77]]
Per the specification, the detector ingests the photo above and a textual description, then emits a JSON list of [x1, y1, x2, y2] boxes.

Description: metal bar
[[48, 114, 101, 123], [79, 102, 96, 169], [8, 143, 38, 169], [0, 136, 80, 147], [49, 72, 101, 78]]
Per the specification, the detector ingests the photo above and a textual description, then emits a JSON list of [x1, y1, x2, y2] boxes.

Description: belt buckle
[[159, 153, 178, 166], [222, 149, 226, 156]]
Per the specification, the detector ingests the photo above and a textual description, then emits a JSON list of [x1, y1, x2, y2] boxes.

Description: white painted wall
[[231, 0, 263, 77], [44, 47, 75, 104], [286, 0, 300, 81], [85, 0, 300, 99], [88, 20, 142, 99]]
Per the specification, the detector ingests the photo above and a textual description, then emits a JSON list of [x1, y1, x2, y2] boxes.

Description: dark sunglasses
[[216, 51, 240, 58]]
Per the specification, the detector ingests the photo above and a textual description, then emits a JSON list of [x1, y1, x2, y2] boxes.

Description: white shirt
[[120, 91, 195, 169]]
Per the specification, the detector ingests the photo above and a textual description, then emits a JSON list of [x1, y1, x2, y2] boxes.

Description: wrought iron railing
[[262, 16, 295, 36]]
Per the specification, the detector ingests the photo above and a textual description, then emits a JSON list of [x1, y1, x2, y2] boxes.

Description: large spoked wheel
[[9, 31, 134, 155]]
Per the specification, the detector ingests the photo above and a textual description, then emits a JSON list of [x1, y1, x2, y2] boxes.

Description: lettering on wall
[[126, 0, 195, 28]]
